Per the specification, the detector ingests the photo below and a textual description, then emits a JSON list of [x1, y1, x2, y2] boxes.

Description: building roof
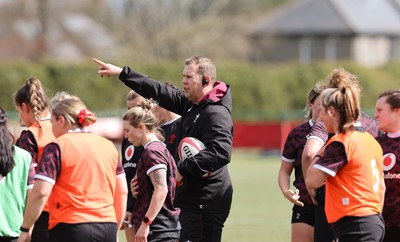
[[252, 0, 400, 36], [0, 1, 116, 61]]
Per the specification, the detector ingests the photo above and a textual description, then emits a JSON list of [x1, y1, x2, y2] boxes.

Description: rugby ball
[[178, 137, 206, 160], [177, 137, 210, 178]]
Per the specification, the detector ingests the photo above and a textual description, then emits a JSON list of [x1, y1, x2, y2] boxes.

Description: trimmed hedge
[[1, 60, 398, 121]]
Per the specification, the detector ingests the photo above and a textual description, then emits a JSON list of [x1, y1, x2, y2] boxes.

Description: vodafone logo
[[383, 153, 396, 171], [125, 145, 135, 161]]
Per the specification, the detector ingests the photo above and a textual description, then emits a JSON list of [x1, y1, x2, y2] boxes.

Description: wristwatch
[[142, 216, 152, 225]]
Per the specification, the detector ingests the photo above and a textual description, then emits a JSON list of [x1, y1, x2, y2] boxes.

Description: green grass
[[118, 149, 291, 241]]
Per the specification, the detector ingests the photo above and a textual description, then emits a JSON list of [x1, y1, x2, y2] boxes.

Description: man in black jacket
[[93, 57, 233, 242]]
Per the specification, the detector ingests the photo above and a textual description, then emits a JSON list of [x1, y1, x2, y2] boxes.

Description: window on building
[[325, 37, 337, 60], [299, 37, 313, 63]]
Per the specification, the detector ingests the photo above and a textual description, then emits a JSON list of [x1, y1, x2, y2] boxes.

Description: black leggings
[[179, 211, 229, 242], [314, 186, 336, 242], [50, 222, 117, 242], [332, 214, 384, 242], [0, 237, 17, 242], [31, 211, 50, 242]]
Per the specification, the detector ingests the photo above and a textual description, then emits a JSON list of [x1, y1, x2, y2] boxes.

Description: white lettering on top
[[384, 173, 400, 179]]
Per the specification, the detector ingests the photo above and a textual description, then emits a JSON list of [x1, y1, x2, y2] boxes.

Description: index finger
[[92, 58, 107, 66]]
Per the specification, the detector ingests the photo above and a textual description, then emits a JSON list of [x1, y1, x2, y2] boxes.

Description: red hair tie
[[77, 109, 96, 126]]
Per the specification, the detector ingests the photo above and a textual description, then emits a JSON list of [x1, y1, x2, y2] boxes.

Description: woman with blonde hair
[[301, 68, 381, 242], [306, 85, 385, 241], [123, 99, 180, 242], [18, 93, 127, 242], [122, 90, 145, 242]]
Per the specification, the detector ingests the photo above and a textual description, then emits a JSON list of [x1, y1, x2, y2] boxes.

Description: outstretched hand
[[284, 189, 304, 207], [92, 58, 123, 77]]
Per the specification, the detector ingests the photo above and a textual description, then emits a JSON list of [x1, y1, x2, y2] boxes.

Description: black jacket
[[119, 66, 233, 213]]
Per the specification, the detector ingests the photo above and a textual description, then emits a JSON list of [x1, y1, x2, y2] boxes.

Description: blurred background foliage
[[1, 0, 399, 122], [1, 60, 398, 121]]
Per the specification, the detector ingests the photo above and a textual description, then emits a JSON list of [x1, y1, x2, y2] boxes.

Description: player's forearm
[[145, 187, 168, 220], [302, 138, 324, 179], [278, 163, 292, 195], [305, 165, 326, 191], [114, 178, 128, 230], [21, 181, 52, 229]]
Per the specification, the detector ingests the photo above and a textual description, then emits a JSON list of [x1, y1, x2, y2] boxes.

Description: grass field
[[118, 149, 292, 242]]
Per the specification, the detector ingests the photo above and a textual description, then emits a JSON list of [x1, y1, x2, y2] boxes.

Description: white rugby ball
[[177, 137, 210, 178], [178, 137, 206, 160]]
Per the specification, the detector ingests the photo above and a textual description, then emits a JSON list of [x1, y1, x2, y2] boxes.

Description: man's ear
[[202, 76, 210, 87]]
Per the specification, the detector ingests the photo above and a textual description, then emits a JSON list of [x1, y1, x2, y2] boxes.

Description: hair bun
[[77, 109, 96, 127], [138, 99, 156, 111]]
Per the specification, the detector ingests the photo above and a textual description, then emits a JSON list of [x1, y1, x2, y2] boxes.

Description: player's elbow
[[153, 186, 168, 198], [302, 150, 315, 165], [302, 139, 324, 165]]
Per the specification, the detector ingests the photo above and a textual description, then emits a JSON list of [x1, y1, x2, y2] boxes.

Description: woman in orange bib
[[17, 93, 128, 242], [14, 77, 55, 242], [306, 85, 385, 242]]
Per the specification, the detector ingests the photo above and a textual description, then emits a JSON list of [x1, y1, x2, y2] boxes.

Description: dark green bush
[[0, 60, 398, 121]]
